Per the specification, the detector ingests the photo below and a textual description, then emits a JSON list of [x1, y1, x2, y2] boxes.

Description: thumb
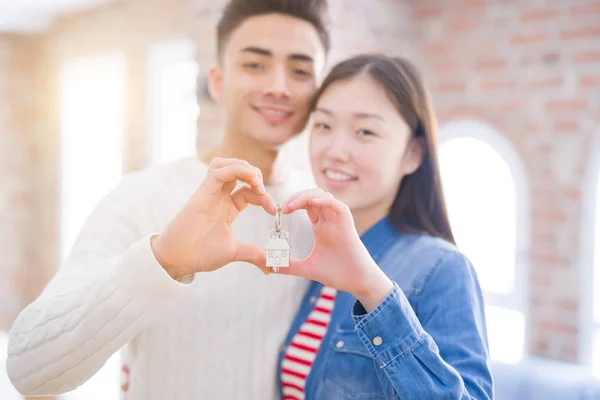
[[233, 242, 270, 275]]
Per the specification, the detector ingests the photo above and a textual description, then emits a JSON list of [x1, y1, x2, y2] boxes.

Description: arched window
[[438, 120, 529, 364]]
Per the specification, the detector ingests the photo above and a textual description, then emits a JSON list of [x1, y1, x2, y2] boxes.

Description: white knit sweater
[[6, 157, 315, 400]]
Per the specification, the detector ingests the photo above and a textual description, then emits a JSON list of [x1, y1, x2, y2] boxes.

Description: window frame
[[579, 132, 600, 369]]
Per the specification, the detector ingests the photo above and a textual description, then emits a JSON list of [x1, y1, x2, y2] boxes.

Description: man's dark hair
[[216, 0, 330, 58]]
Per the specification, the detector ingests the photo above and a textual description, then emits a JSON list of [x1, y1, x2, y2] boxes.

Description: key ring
[[275, 205, 281, 232]]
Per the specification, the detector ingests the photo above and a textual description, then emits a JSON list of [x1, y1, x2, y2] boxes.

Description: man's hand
[[151, 158, 277, 280]]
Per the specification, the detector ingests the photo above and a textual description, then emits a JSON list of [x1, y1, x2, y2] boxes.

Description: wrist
[[150, 235, 190, 281], [353, 268, 394, 313]]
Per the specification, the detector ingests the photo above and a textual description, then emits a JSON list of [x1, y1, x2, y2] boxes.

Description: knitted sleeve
[[6, 174, 192, 396]]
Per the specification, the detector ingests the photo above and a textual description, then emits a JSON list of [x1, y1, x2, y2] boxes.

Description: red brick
[[561, 26, 600, 40], [580, 74, 600, 88], [423, 41, 453, 55], [500, 100, 527, 111], [437, 81, 467, 93], [531, 273, 553, 287], [534, 209, 567, 222], [531, 295, 543, 307], [415, 5, 444, 20], [564, 187, 582, 200], [553, 121, 580, 133], [554, 298, 579, 312], [573, 51, 600, 63], [536, 320, 578, 335], [520, 9, 560, 21], [510, 33, 549, 45], [439, 106, 482, 119], [542, 52, 561, 64], [536, 144, 553, 155], [545, 99, 588, 111], [431, 60, 463, 74], [526, 76, 563, 89], [533, 339, 550, 354], [526, 123, 546, 134], [448, 19, 480, 33], [475, 58, 507, 70], [455, 0, 486, 9], [570, 3, 600, 16], [532, 252, 565, 265], [481, 80, 517, 91]]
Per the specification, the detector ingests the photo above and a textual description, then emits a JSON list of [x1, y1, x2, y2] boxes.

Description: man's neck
[[200, 129, 283, 185]]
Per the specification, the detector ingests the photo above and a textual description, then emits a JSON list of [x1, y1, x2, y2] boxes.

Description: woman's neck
[[351, 203, 390, 237]]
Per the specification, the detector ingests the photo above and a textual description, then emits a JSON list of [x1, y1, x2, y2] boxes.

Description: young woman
[[276, 54, 493, 400]]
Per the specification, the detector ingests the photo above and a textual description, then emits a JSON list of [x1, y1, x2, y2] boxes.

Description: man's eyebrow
[[240, 47, 313, 63], [240, 46, 272, 56], [289, 53, 313, 63]]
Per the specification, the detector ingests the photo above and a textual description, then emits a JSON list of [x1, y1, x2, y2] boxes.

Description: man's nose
[[264, 67, 291, 99]]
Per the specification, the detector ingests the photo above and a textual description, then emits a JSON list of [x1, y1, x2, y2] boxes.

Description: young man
[[7, 0, 329, 398]]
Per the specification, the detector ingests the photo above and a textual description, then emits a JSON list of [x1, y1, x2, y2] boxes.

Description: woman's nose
[[323, 132, 351, 162]]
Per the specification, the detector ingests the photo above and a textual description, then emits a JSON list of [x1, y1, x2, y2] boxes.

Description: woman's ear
[[402, 137, 425, 175], [208, 66, 223, 103]]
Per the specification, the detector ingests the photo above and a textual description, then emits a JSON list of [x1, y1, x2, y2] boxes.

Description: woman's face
[[309, 74, 422, 220]]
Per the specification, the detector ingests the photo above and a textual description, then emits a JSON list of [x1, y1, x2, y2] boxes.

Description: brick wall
[[414, 0, 600, 362]]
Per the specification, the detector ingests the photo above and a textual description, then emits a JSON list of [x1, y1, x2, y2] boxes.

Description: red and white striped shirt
[[280, 286, 337, 400]]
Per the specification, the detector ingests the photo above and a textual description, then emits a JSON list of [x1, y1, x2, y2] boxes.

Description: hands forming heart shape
[[151, 158, 391, 304]]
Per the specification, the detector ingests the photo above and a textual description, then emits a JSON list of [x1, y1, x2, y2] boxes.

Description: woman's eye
[[314, 122, 330, 131]]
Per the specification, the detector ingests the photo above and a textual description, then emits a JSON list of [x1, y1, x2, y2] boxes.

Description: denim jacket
[[277, 217, 494, 399]]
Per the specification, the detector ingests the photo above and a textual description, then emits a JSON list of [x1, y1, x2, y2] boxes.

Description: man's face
[[211, 13, 326, 148]]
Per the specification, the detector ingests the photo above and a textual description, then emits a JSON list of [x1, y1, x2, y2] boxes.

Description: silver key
[[265, 205, 291, 273]]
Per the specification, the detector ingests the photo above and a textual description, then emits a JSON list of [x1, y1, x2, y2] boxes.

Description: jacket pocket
[[315, 330, 390, 399]]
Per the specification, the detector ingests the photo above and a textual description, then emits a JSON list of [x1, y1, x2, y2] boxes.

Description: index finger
[[206, 164, 266, 195]]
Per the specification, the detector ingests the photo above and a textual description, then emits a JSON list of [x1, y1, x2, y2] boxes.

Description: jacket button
[[372, 336, 383, 346], [336, 340, 345, 349], [309, 296, 317, 304]]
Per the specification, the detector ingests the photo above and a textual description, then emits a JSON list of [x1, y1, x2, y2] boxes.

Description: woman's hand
[[278, 189, 393, 311]]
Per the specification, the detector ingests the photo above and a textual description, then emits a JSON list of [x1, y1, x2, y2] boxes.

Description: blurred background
[[0, 0, 599, 399]]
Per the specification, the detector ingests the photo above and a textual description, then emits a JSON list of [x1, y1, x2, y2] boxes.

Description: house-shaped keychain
[[265, 205, 291, 272], [266, 231, 291, 271]]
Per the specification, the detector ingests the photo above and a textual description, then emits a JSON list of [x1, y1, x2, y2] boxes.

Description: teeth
[[261, 109, 287, 116], [325, 170, 354, 181]]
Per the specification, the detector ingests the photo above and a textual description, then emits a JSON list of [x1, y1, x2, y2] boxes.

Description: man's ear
[[402, 137, 425, 175], [208, 65, 223, 103]]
